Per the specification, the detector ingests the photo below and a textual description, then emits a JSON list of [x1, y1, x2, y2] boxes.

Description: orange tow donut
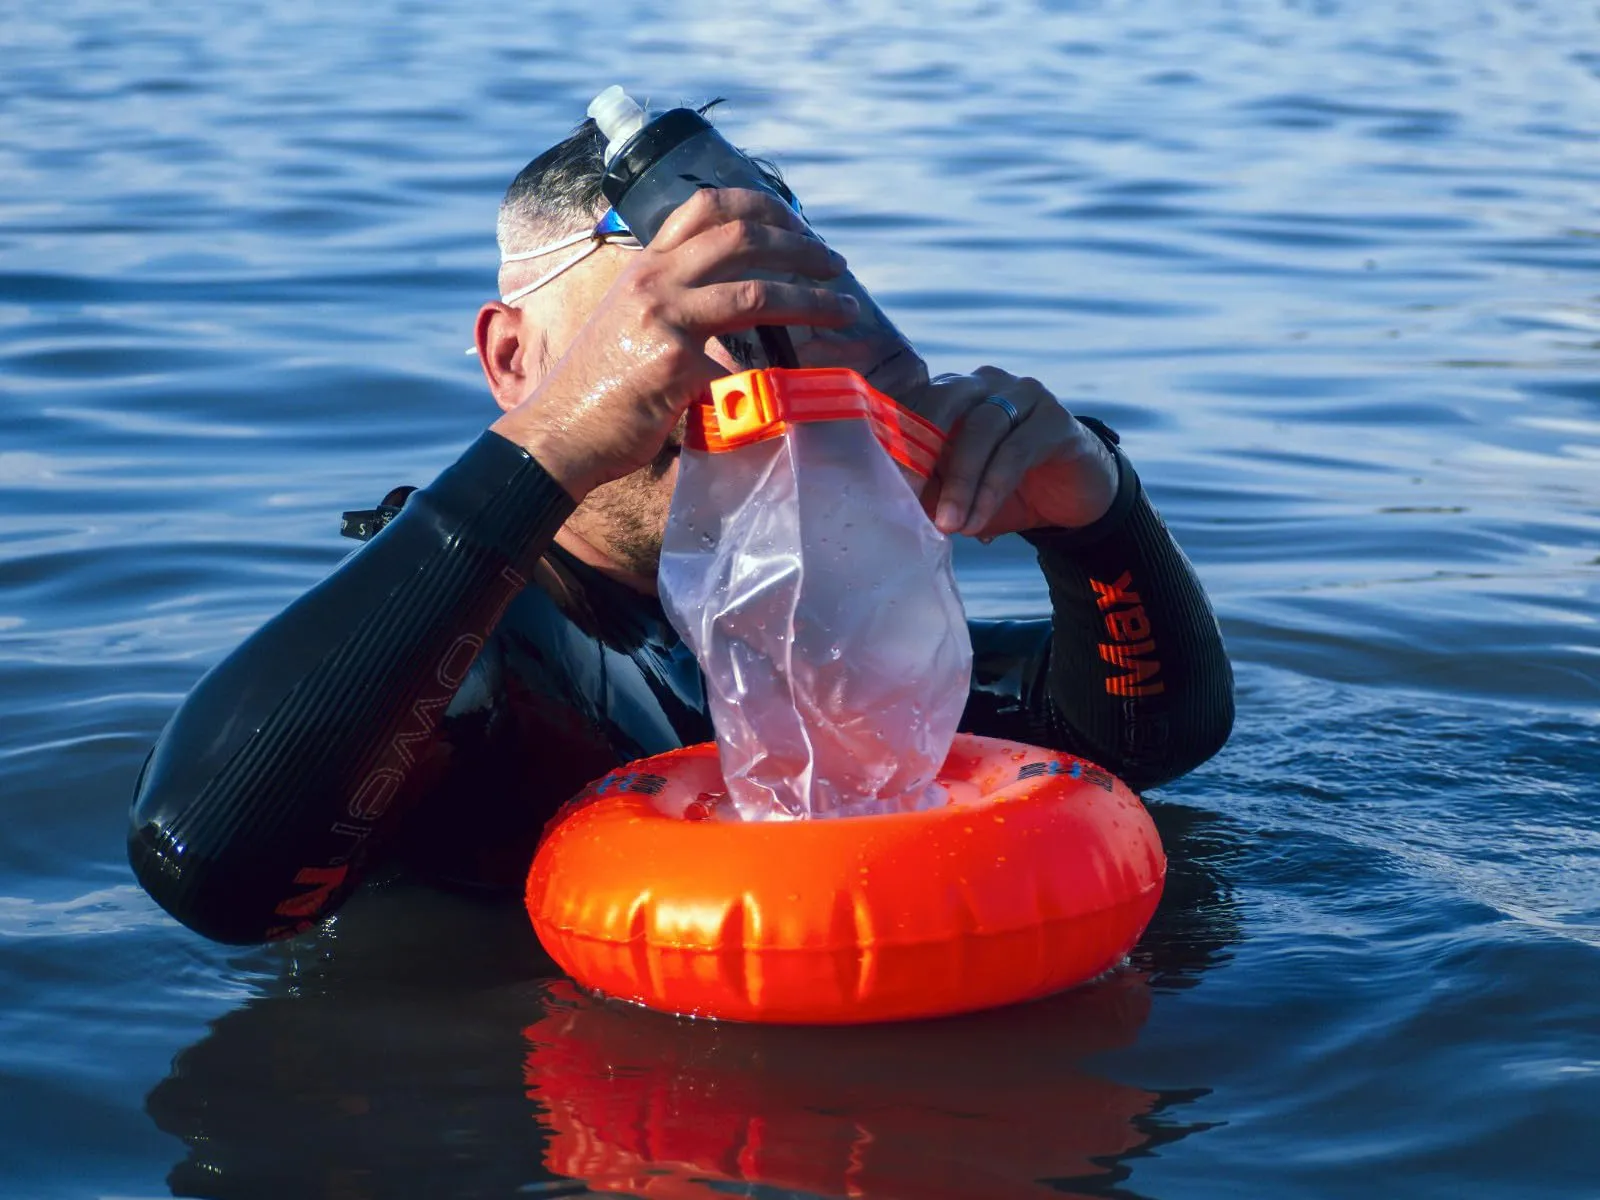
[[526, 734, 1165, 1024]]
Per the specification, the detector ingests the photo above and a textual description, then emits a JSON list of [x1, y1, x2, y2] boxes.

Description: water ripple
[[3, 0, 1598, 1196]]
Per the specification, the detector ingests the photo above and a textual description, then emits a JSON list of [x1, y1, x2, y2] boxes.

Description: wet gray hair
[[496, 118, 611, 258], [495, 102, 792, 259]]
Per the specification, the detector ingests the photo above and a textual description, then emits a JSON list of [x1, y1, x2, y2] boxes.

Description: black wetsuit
[[127, 422, 1233, 944]]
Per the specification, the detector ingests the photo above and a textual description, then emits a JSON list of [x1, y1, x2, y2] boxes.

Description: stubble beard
[[575, 421, 684, 579]]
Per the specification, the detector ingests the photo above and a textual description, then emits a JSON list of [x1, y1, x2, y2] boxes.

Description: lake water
[[3, 1, 1598, 1196]]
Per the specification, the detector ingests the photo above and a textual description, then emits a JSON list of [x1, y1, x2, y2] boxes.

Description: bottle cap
[[588, 86, 648, 165]]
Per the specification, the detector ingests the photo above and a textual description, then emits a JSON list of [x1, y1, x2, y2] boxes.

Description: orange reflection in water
[[524, 972, 1162, 1200]]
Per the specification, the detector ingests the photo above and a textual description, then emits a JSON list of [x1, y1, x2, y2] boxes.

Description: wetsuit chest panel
[[495, 577, 709, 763], [391, 562, 713, 892]]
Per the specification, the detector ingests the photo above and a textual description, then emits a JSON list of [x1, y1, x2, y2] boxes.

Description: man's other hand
[[491, 188, 856, 501], [909, 367, 1120, 538]]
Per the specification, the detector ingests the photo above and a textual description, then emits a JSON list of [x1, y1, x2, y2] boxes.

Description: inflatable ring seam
[[535, 882, 1163, 951]]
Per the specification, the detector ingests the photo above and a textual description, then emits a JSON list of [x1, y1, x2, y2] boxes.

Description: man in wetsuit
[[127, 120, 1235, 944]]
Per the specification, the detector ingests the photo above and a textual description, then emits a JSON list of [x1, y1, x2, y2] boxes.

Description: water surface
[[2, 1, 1598, 1197]]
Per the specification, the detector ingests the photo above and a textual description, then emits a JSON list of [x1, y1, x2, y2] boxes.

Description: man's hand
[[908, 366, 1120, 538], [491, 188, 856, 501]]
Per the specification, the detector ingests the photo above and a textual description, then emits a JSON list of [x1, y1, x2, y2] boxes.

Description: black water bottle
[[588, 86, 928, 399]]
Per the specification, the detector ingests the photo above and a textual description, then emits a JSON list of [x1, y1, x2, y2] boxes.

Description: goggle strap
[[499, 235, 643, 306], [500, 228, 596, 265]]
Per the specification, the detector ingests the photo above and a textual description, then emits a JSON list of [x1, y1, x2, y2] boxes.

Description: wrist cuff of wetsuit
[[423, 430, 576, 571], [1019, 416, 1141, 552]]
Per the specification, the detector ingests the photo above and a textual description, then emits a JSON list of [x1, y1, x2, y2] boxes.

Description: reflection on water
[[526, 979, 1168, 1200], [5, 0, 1600, 1195], [145, 899, 554, 1199], [147, 811, 1239, 1199]]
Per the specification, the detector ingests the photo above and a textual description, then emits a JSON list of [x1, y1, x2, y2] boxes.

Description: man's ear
[[475, 302, 546, 414]]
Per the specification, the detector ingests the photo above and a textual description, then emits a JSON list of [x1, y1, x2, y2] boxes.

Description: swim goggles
[[499, 208, 643, 305]]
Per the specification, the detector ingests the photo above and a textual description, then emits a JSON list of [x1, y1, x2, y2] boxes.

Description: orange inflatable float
[[526, 733, 1165, 1024]]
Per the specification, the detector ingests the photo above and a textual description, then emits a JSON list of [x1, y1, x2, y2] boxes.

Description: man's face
[[493, 238, 739, 580]]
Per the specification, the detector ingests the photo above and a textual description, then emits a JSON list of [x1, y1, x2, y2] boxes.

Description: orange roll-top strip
[[685, 368, 946, 480]]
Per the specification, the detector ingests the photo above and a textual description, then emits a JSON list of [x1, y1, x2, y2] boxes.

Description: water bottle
[[588, 86, 929, 401]]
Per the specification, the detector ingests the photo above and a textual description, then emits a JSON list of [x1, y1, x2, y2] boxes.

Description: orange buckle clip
[[707, 368, 783, 442], [688, 368, 945, 480]]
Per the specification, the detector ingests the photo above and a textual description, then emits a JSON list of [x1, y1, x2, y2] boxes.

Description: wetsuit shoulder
[[127, 432, 574, 942]]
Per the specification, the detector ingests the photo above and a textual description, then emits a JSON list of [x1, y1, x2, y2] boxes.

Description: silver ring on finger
[[982, 393, 1020, 433]]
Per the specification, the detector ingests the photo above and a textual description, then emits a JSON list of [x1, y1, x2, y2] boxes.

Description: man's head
[[475, 112, 791, 586], [476, 118, 673, 582]]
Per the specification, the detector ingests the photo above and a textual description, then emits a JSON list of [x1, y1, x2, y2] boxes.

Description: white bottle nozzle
[[588, 85, 648, 165]]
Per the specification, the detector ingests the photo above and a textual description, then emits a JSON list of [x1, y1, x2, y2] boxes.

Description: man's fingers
[[972, 363, 1032, 392], [960, 418, 1040, 535], [672, 219, 845, 286], [917, 366, 1070, 534], [902, 372, 991, 431], [904, 365, 1039, 432], [676, 278, 859, 337], [932, 399, 1014, 533], [650, 187, 810, 252]]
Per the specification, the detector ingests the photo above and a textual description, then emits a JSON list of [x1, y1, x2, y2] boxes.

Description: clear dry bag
[[658, 368, 973, 821]]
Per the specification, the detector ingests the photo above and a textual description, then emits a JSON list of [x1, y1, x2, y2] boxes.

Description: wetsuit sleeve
[[960, 421, 1234, 791], [127, 431, 575, 944]]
